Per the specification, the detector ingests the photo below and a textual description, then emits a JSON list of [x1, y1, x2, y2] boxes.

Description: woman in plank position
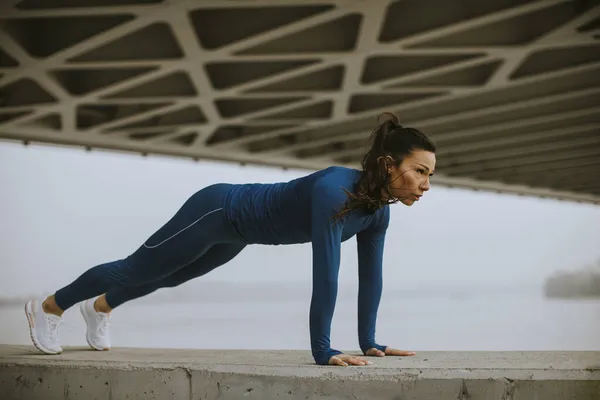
[[25, 112, 436, 367]]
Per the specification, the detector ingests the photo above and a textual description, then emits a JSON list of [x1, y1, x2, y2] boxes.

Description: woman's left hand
[[365, 347, 416, 357]]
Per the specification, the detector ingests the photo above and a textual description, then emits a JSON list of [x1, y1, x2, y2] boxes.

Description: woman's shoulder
[[302, 166, 360, 204], [311, 165, 360, 185]]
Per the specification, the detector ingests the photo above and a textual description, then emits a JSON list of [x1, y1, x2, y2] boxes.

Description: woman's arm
[[308, 181, 346, 365], [356, 207, 390, 354]]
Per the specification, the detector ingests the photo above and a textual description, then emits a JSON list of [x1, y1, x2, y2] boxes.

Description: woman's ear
[[385, 156, 394, 173]]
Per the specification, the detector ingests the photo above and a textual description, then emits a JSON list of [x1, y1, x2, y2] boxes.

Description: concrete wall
[[1, 346, 599, 400]]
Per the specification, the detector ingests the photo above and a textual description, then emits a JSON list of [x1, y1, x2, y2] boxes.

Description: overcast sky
[[1, 141, 599, 298]]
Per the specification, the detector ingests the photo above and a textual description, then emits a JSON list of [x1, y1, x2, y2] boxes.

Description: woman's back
[[223, 166, 362, 245]]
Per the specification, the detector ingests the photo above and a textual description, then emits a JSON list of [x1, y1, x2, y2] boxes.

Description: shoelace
[[44, 314, 60, 343]]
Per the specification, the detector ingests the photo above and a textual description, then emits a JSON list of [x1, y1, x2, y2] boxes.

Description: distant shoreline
[[544, 265, 600, 299], [0, 280, 549, 307]]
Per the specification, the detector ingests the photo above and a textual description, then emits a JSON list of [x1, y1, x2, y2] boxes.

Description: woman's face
[[386, 150, 436, 206]]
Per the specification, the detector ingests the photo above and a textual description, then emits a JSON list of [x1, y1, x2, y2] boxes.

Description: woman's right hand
[[328, 353, 373, 366]]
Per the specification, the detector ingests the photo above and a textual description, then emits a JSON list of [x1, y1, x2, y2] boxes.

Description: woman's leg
[[81, 242, 246, 351], [25, 183, 241, 354], [52, 184, 238, 312], [105, 242, 247, 309]]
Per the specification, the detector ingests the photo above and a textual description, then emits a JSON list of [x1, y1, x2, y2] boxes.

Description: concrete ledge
[[1, 345, 599, 400]]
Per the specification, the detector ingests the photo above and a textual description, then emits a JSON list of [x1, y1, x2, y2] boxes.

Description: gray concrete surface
[[1, 345, 599, 400]]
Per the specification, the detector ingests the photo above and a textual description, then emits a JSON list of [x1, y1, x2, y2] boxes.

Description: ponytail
[[333, 112, 435, 220]]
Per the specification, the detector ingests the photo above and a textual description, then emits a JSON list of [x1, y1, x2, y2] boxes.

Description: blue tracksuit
[[54, 166, 389, 365]]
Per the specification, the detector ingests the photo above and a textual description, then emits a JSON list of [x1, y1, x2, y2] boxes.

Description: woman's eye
[[417, 169, 425, 175]]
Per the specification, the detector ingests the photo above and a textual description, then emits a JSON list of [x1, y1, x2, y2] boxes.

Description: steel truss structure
[[1, 0, 599, 203]]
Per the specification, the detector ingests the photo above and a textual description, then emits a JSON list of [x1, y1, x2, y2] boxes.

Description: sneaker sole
[[80, 302, 110, 351], [24, 301, 62, 355]]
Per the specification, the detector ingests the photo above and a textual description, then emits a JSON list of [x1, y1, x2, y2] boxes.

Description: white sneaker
[[24, 299, 63, 355], [80, 298, 111, 351]]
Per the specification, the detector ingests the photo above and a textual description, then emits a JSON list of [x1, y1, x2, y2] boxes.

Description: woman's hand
[[327, 348, 416, 366], [328, 353, 373, 366], [365, 347, 416, 357]]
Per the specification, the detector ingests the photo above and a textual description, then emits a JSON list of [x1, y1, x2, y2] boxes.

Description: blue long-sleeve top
[[223, 166, 389, 365]]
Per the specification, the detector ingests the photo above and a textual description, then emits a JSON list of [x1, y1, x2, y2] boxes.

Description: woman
[[25, 112, 436, 367]]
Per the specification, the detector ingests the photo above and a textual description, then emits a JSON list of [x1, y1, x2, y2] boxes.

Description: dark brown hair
[[334, 112, 436, 219]]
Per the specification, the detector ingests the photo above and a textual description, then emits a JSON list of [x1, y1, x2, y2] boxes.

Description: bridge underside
[[1, 0, 599, 204]]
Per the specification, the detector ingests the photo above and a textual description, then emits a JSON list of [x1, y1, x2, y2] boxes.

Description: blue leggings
[[54, 183, 246, 311]]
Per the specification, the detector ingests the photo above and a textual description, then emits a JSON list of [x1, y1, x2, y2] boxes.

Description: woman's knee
[[156, 275, 186, 289], [105, 258, 168, 287]]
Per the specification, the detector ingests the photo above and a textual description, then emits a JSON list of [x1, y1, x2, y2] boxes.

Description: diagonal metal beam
[[534, 3, 600, 45], [165, 11, 221, 144], [396, 0, 568, 48], [332, 0, 389, 119]]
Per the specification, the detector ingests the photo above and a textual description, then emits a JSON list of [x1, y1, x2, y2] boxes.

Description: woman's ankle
[[42, 296, 64, 317], [94, 295, 113, 314]]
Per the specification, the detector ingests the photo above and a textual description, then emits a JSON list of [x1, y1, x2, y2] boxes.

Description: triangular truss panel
[[1, 0, 599, 204]]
